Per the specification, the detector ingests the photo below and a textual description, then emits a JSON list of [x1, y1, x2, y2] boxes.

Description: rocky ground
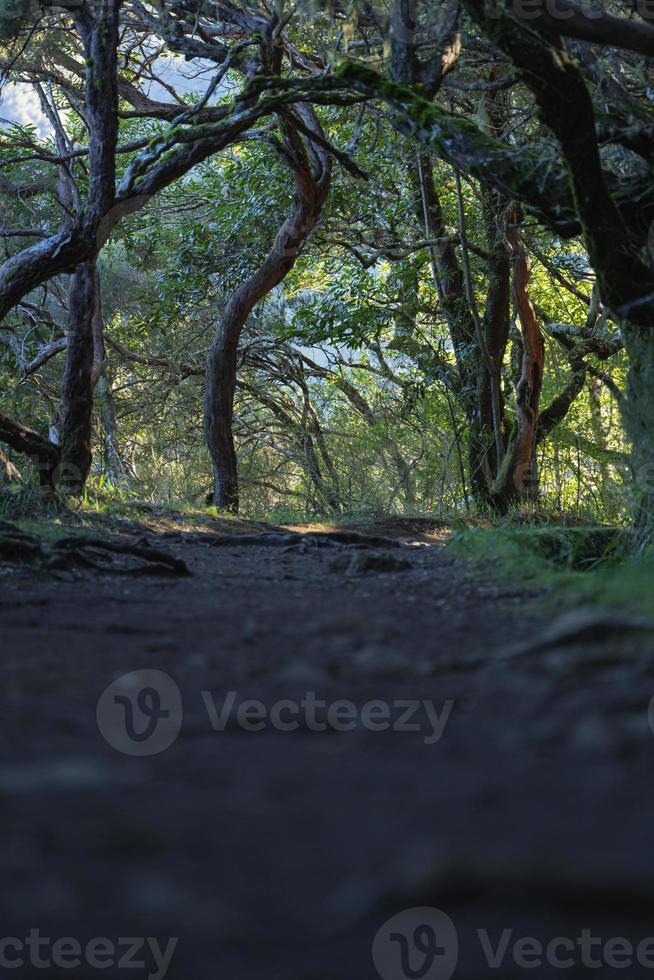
[[0, 515, 653, 979]]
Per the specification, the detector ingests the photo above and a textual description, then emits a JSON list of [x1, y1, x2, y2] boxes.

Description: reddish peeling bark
[[489, 204, 545, 509], [204, 108, 332, 512], [505, 205, 544, 499]]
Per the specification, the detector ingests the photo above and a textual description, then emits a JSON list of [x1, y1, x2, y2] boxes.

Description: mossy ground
[[447, 520, 654, 618], [3, 481, 651, 617]]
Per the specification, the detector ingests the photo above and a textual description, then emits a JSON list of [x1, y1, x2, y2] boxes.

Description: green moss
[[331, 61, 571, 225], [489, 421, 518, 499], [449, 523, 623, 573], [446, 522, 654, 617]]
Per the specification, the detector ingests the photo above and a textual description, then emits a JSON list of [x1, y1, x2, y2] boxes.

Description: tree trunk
[[96, 370, 127, 485], [587, 377, 611, 502], [205, 322, 241, 511], [59, 261, 99, 494], [492, 206, 544, 508], [410, 154, 489, 506], [0, 412, 59, 490], [205, 109, 331, 512], [469, 78, 512, 507], [412, 153, 477, 388], [621, 324, 654, 544], [510, 214, 543, 500], [469, 188, 511, 506]]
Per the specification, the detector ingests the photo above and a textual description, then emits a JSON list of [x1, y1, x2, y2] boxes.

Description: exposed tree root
[[179, 530, 404, 550], [0, 526, 191, 576]]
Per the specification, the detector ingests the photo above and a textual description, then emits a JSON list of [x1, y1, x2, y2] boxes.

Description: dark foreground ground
[[1, 516, 653, 979]]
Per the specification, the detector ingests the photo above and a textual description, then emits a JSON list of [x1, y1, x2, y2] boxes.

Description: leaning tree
[[0, 0, 350, 494]]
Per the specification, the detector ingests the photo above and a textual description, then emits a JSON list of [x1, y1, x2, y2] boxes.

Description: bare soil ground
[[0, 514, 653, 979]]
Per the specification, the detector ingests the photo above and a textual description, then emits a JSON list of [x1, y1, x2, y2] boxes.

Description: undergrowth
[[447, 521, 654, 617], [3, 483, 652, 617]]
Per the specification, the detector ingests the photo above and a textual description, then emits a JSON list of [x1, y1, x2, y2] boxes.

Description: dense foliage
[[0, 0, 651, 527]]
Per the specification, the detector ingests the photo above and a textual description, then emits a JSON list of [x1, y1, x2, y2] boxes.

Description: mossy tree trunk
[[621, 325, 654, 544], [461, 0, 654, 536], [59, 261, 100, 495]]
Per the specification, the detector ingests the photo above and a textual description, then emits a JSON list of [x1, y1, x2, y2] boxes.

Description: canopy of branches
[[0, 0, 652, 529]]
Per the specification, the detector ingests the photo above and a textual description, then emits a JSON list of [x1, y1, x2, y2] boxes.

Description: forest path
[[0, 516, 653, 979]]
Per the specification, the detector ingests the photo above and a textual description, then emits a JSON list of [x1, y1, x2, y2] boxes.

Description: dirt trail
[[0, 517, 653, 979]]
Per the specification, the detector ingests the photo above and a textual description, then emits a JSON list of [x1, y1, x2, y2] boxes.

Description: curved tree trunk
[[204, 108, 331, 512], [493, 205, 544, 508]]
